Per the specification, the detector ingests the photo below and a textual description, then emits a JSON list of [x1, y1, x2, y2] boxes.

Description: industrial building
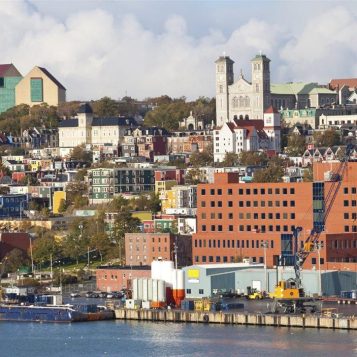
[[183, 264, 357, 299]]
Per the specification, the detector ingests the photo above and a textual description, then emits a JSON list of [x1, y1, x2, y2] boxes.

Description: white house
[[213, 105, 281, 162]]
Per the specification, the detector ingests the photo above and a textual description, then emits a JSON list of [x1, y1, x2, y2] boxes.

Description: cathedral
[[215, 53, 338, 127], [215, 53, 271, 126]]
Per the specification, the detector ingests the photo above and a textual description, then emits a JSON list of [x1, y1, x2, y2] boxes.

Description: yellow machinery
[[247, 289, 264, 300], [269, 279, 304, 299]]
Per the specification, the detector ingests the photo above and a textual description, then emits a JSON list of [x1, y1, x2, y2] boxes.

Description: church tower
[[251, 54, 271, 119], [215, 55, 234, 127]]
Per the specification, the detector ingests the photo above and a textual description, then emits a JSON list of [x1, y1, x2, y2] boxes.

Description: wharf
[[114, 308, 357, 330]]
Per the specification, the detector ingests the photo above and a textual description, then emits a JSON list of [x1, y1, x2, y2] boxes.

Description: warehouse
[[183, 264, 357, 298]]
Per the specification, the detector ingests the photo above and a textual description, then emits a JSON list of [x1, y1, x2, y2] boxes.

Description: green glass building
[[0, 64, 22, 113]]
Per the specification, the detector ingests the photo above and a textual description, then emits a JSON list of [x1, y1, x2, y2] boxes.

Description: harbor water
[[0, 320, 357, 356]]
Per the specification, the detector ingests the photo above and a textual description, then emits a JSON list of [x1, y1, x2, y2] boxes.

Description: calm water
[[1, 320, 357, 357]]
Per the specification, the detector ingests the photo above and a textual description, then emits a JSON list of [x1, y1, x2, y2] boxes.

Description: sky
[[1, 0, 357, 101]]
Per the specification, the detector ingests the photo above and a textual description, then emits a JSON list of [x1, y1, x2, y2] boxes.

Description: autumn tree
[[285, 134, 306, 156], [252, 157, 287, 183], [190, 144, 213, 168], [2, 249, 30, 274], [31, 231, 61, 264], [92, 96, 119, 117], [239, 151, 268, 166], [221, 152, 239, 167], [70, 145, 92, 162], [313, 129, 341, 147]]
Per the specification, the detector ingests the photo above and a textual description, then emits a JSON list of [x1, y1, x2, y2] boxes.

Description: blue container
[[221, 302, 244, 311], [180, 300, 194, 311]]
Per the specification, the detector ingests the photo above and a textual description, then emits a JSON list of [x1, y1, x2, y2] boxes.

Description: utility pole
[[261, 240, 269, 292]]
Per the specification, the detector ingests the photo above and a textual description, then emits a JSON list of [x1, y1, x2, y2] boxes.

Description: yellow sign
[[187, 269, 200, 279]]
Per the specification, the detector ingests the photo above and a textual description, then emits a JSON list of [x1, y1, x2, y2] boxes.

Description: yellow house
[[155, 180, 177, 195], [16, 66, 66, 107], [161, 189, 176, 211], [53, 191, 66, 214]]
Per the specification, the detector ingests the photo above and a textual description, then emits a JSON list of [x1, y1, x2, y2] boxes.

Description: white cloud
[[0, 1, 356, 101]]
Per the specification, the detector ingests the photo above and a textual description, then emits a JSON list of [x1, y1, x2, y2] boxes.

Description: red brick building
[[125, 232, 192, 267], [96, 265, 151, 292], [0, 232, 31, 260], [192, 162, 357, 270]]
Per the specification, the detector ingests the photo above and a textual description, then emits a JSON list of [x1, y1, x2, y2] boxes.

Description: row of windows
[[186, 289, 204, 294], [201, 212, 296, 220], [201, 224, 295, 233], [193, 255, 324, 265], [330, 239, 357, 249], [194, 239, 274, 249], [343, 187, 357, 194], [343, 200, 357, 207], [194, 256, 264, 264], [343, 213, 357, 220], [201, 200, 295, 208], [201, 187, 295, 196]]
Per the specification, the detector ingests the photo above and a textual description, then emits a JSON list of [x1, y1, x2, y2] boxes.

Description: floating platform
[[114, 308, 357, 330]]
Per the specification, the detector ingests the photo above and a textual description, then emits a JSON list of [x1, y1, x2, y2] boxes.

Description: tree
[[221, 152, 239, 167], [303, 166, 313, 182], [285, 134, 306, 156], [185, 168, 204, 184], [313, 129, 340, 147], [148, 192, 161, 214], [3, 249, 30, 274], [252, 157, 286, 183], [58, 199, 68, 213], [92, 96, 119, 117], [31, 232, 61, 264], [70, 145, 92, 162], [239, 151, 268, 166], [190, 144, 213, 168]]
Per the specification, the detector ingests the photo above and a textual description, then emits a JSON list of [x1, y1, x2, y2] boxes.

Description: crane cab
[[269, 279, 304, 299]]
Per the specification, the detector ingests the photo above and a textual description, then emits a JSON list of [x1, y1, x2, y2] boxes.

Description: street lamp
[[261, 240, 269, 292]]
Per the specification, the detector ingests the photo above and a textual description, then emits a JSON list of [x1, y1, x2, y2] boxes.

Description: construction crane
[[270, 142, 354, 313]]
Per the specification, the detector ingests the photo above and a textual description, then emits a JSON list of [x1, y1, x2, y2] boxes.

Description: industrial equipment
[[270, 143, 354, 313]]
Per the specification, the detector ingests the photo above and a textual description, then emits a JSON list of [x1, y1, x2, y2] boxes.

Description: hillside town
[[1, 52, 357, 304]]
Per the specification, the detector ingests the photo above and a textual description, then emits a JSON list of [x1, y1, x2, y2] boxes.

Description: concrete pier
[[114, 308, 357, 330]]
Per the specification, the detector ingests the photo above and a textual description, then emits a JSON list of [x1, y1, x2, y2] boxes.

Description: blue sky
[[2, 0, 357, 100]]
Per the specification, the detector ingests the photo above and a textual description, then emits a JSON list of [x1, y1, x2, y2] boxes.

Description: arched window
[[232, 96, 239, 108], [239, 96, 244, 107], [245, 96, 250, 107]]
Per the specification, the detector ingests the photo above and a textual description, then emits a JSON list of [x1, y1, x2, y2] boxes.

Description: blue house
[[0, 194, 28, 218]]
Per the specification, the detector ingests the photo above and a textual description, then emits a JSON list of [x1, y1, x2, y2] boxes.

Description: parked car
[[99, 292, 107, 298], [70, 292, 81, 298]]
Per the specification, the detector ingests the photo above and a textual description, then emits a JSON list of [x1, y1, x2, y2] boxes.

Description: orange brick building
[[125, 233, 192, 267], [193, 162, 357, 270]]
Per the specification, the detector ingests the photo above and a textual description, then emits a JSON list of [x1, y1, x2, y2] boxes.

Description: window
[[218, 225, 223, 231], [239, 213, 243, 219], [261, 189, 265, 194], [275, 188, 280, 194], [239, 225, 244, 231], [246, 201, 251, 207], [276, 213, 280, 219], [218, 201, 222, 207], [261, 201, 265, 207], [186, 289, 191, 294], [291, 213, 296, 219], [344, 200, 349, 207], [228, 213, 233, 219], [218, 213, 222, 219], [311, 258, 316, 265], [239, 188, 244, 195], [246, 189, 251, 195], [210, 201, 215, 207], [344, 187, 348, 194], [253, 201, 258, 207], [229, 225, 233, 231], [228, 189, 233, 195], [201, 189, 206, 195], [283, 201, 288, 207], [209, 256, 213, 262], [268, 213, 273, 219], [254, 213, 259, 219], [30, 78, 43, 102], [253, 189, 258, 194], [202, 225, 206, 231], [275, 201, 280, 207], [268, 188, 272, 194], [344, 213, 349, 219], [353, 187, 357, 194], [228, 201, 233, 207], [290, 188, 295, 194], [268, 201, 273, 207], [210, 189, 215, 195], [201, 201, 206, 207], [217, 189, 222, 195], [269, 225, 273, 232], [290, 201, 295, 207], [283, 188, 287, 195], [239, 201, 244, 207], [199, 289, 204, 294], [0, 77, 4, 88], [276, 225, 281, 232], [344, 226, 349, 232], [247, 225, 251, 231], [211, 225, 215, 231], [261, 213, 266, 219]]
